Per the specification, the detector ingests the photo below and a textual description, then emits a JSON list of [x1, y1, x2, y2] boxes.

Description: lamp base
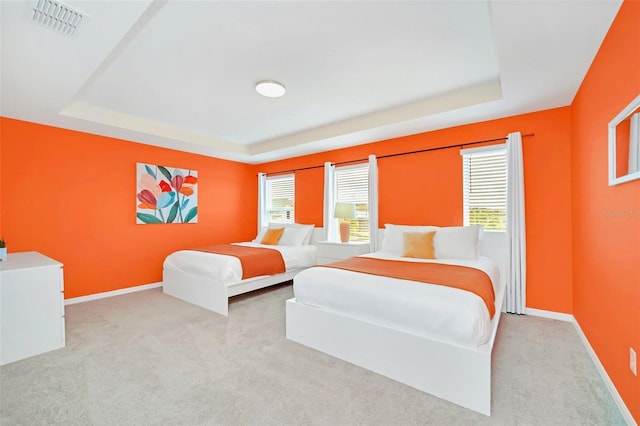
[[339, 221, 350, 243]]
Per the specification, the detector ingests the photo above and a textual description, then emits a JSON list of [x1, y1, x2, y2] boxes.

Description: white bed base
[[163, 268, 302, 316], [163, 229, 325, 316], [286, 231, 507, 416]]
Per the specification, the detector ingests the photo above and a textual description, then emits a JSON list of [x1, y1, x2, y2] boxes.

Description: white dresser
[[316, 241, 371, 264], [0, 251, 65, 365]]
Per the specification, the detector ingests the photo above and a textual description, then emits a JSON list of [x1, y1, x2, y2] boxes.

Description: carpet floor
[[0, 284, 626, 425]]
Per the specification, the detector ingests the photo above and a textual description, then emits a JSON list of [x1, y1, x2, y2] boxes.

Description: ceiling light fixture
[[255, 80, 286, 98]]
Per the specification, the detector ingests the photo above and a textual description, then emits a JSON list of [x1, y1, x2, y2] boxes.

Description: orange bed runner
[[320, 257, 496, 318], [194, 244, 285, 280]]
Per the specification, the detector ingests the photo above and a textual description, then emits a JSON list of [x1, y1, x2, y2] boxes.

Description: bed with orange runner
[[286, 231, 507, 416], [162, 240, 318, 316]]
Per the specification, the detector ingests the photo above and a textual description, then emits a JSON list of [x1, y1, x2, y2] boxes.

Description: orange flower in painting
[[137, 202, 156, 210], [179, 187, 194, 196], [179, 174, 197, 196]]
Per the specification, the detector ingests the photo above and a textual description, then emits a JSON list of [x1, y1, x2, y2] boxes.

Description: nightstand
[[316, 241, 371, 264]]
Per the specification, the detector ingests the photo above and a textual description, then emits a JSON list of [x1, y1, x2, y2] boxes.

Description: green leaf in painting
[[184, 206, 198, 223], [158, 166, 172, 181], [137, 213, 163, 224], [144, 165, 156, 179], [167, 201, 179, 223]]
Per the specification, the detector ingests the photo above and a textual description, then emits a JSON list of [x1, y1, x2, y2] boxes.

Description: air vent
[[32, 0, 84, 36]]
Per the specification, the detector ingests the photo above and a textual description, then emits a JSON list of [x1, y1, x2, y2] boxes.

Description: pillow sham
[[382, 224, 440, 255], [261, 227, 285, 245], [278, 227, 310, 246], [269, 222, 315, 245], [434, 225, 482, 260], [253, 226, 268, 243], [402, 231, 436, 259]]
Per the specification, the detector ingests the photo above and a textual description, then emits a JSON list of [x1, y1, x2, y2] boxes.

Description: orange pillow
[[402, 231, 436, 259], [261, 227, 285, 245]]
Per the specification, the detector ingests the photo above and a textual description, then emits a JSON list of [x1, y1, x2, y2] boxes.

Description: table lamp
[[334, 202, 356, 242]]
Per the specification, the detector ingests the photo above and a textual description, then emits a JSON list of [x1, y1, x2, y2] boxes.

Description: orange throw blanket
[[194, 244, 285, 280], [320, 257, 496, 318]]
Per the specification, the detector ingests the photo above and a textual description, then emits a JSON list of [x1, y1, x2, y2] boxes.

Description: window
[[461, 145, 507, 232], [265, 174, 295, 223], [335, 164, 369, 241]]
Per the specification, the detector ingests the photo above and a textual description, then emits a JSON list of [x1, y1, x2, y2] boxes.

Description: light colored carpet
[[0, 284, 625, 425]]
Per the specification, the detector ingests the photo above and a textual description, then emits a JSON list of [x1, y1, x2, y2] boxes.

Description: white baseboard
[[64, 282, 163, 305], [525, 307, 574, 322], [572, 319, 636, 426], [526, 307, 635, 424]]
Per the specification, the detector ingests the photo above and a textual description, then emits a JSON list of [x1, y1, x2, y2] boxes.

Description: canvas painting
[[136, 163, 198, 224]]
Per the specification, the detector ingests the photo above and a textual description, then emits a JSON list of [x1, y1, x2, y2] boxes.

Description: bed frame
[[286, 231, 507, 415], [162, 229, 324, 316]]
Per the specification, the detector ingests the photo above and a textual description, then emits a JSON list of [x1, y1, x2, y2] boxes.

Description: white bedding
[[293, 251, 501, 348], [163, 242, 317, 285]]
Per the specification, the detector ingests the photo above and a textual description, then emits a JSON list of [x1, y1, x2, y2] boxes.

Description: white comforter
[[163, 243, 317, 285], [293, 252, 501, 348]]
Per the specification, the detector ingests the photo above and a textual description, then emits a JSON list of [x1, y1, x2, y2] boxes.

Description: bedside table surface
[[317, 241, 370, 246], [316, 241, 371, 263]]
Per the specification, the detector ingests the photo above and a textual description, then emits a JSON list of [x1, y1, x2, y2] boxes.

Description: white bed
[[163, 228, 322, 316], [286, 229, 506, 415]]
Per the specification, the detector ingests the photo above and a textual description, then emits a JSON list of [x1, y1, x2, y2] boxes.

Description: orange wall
[[0, 118, 257, 298], [571, 0, 640, 420], [2, 4, 635, 416], [257, 106, 574, 313]]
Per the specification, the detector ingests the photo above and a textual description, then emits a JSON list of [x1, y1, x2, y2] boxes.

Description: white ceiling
[[0, 0, 622, 164]]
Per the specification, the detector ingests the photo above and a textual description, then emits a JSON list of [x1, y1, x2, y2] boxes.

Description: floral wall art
[[136, 163, 198, 224]]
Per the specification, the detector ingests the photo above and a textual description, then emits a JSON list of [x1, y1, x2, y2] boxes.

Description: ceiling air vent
[[32, 0, 84, 36]]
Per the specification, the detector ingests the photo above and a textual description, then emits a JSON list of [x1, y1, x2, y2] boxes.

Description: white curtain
[[257, 172, 267, 233], [368, 155, 380, 252], [506, 132, 527, 314], [629, 113, 640, 174], [323, 162, 336, 241]]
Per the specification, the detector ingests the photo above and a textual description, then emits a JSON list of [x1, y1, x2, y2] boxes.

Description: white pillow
[[269, 222, 315, 245], [253, 226, 268, 243], [301, 225, 315, 245], [277, 227, 309, 246], [434, 225, 482, 260], [382, 224, 440, 255]]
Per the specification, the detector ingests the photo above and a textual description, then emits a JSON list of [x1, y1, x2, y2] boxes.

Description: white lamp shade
[[334, 202, 356, 219]]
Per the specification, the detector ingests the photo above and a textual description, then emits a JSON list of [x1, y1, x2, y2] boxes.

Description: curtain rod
[[264, 133, 535, 176]]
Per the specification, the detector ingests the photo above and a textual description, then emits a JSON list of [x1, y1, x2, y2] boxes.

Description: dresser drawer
[[1, 252, 65, 365]]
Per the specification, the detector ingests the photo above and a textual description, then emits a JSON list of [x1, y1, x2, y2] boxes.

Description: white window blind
[[335, 164, 369, 241], [461, 145, 507, 232], [266, 174, 294, 223]]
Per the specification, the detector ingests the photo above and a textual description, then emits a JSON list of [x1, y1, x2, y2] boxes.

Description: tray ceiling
[[0, 0, 622, 163]]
